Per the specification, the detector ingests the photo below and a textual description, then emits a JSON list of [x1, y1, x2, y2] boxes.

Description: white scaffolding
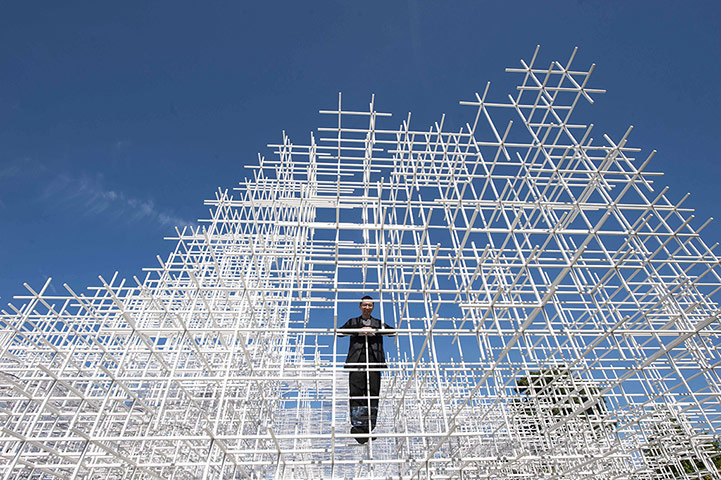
[[2, 47, 721, 479]]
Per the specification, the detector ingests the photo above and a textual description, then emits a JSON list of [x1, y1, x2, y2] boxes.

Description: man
[[337, 295, 396, 444]]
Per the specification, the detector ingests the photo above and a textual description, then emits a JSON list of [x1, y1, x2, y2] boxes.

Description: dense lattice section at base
[[2, 47, 721, 479]]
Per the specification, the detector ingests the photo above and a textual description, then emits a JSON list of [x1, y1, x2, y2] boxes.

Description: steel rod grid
[[2, 47, 721, 479]]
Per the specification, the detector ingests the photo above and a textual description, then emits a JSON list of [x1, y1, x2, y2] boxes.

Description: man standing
[[337, 295, 396, 444]]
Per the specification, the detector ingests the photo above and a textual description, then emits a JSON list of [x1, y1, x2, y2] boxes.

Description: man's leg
[[349, 371, 369, 443], [368, 370, 381, 431]]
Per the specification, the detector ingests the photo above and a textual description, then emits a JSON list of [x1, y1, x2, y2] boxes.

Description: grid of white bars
[[2, 47, 721, 479]]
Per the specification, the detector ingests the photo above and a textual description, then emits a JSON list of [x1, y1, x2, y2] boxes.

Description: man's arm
[[336, 318, 354, 337]]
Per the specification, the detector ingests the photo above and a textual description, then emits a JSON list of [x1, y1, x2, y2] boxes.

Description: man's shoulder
[[342, 316, 362, 327], [344, 316, 383, 325]]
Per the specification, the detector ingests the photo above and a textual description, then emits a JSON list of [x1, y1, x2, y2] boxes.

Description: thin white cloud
[[0, 157, 47, 180], [0, 157, 48, 209], [114, 140, 131, 151], [0, 163, 22, 180], [43, 173, 194, 229]]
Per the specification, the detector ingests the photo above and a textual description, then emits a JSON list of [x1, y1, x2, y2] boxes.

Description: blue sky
[[1, 1, 719, 304]]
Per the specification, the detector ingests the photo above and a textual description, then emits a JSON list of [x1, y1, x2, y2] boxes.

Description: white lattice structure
[[2, 47, 721, 479]]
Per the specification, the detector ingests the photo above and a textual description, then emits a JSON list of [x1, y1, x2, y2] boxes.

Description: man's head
[[359, 295, 374, 319]]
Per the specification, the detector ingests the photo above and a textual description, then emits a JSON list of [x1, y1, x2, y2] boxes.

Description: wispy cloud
[[0, 162, 22, 181], [43, 173, 194, 229], [0, 157, 48, 209], [0, 156, 47, 180], [113, 140, 132, 152]]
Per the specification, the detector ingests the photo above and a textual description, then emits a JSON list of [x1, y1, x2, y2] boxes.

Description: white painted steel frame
[[2, 47, 721, 479]]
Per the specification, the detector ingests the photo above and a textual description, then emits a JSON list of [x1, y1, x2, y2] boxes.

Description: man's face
[[360, 300, 374, 318]]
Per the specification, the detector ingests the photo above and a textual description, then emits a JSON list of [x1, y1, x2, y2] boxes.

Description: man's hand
[[360, 326, 376, 336]]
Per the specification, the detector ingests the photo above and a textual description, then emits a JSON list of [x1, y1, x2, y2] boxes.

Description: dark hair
[[361, 295, 373, 301]]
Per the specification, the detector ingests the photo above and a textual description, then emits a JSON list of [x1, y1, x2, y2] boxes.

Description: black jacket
[[338, 316, 395, 369]]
